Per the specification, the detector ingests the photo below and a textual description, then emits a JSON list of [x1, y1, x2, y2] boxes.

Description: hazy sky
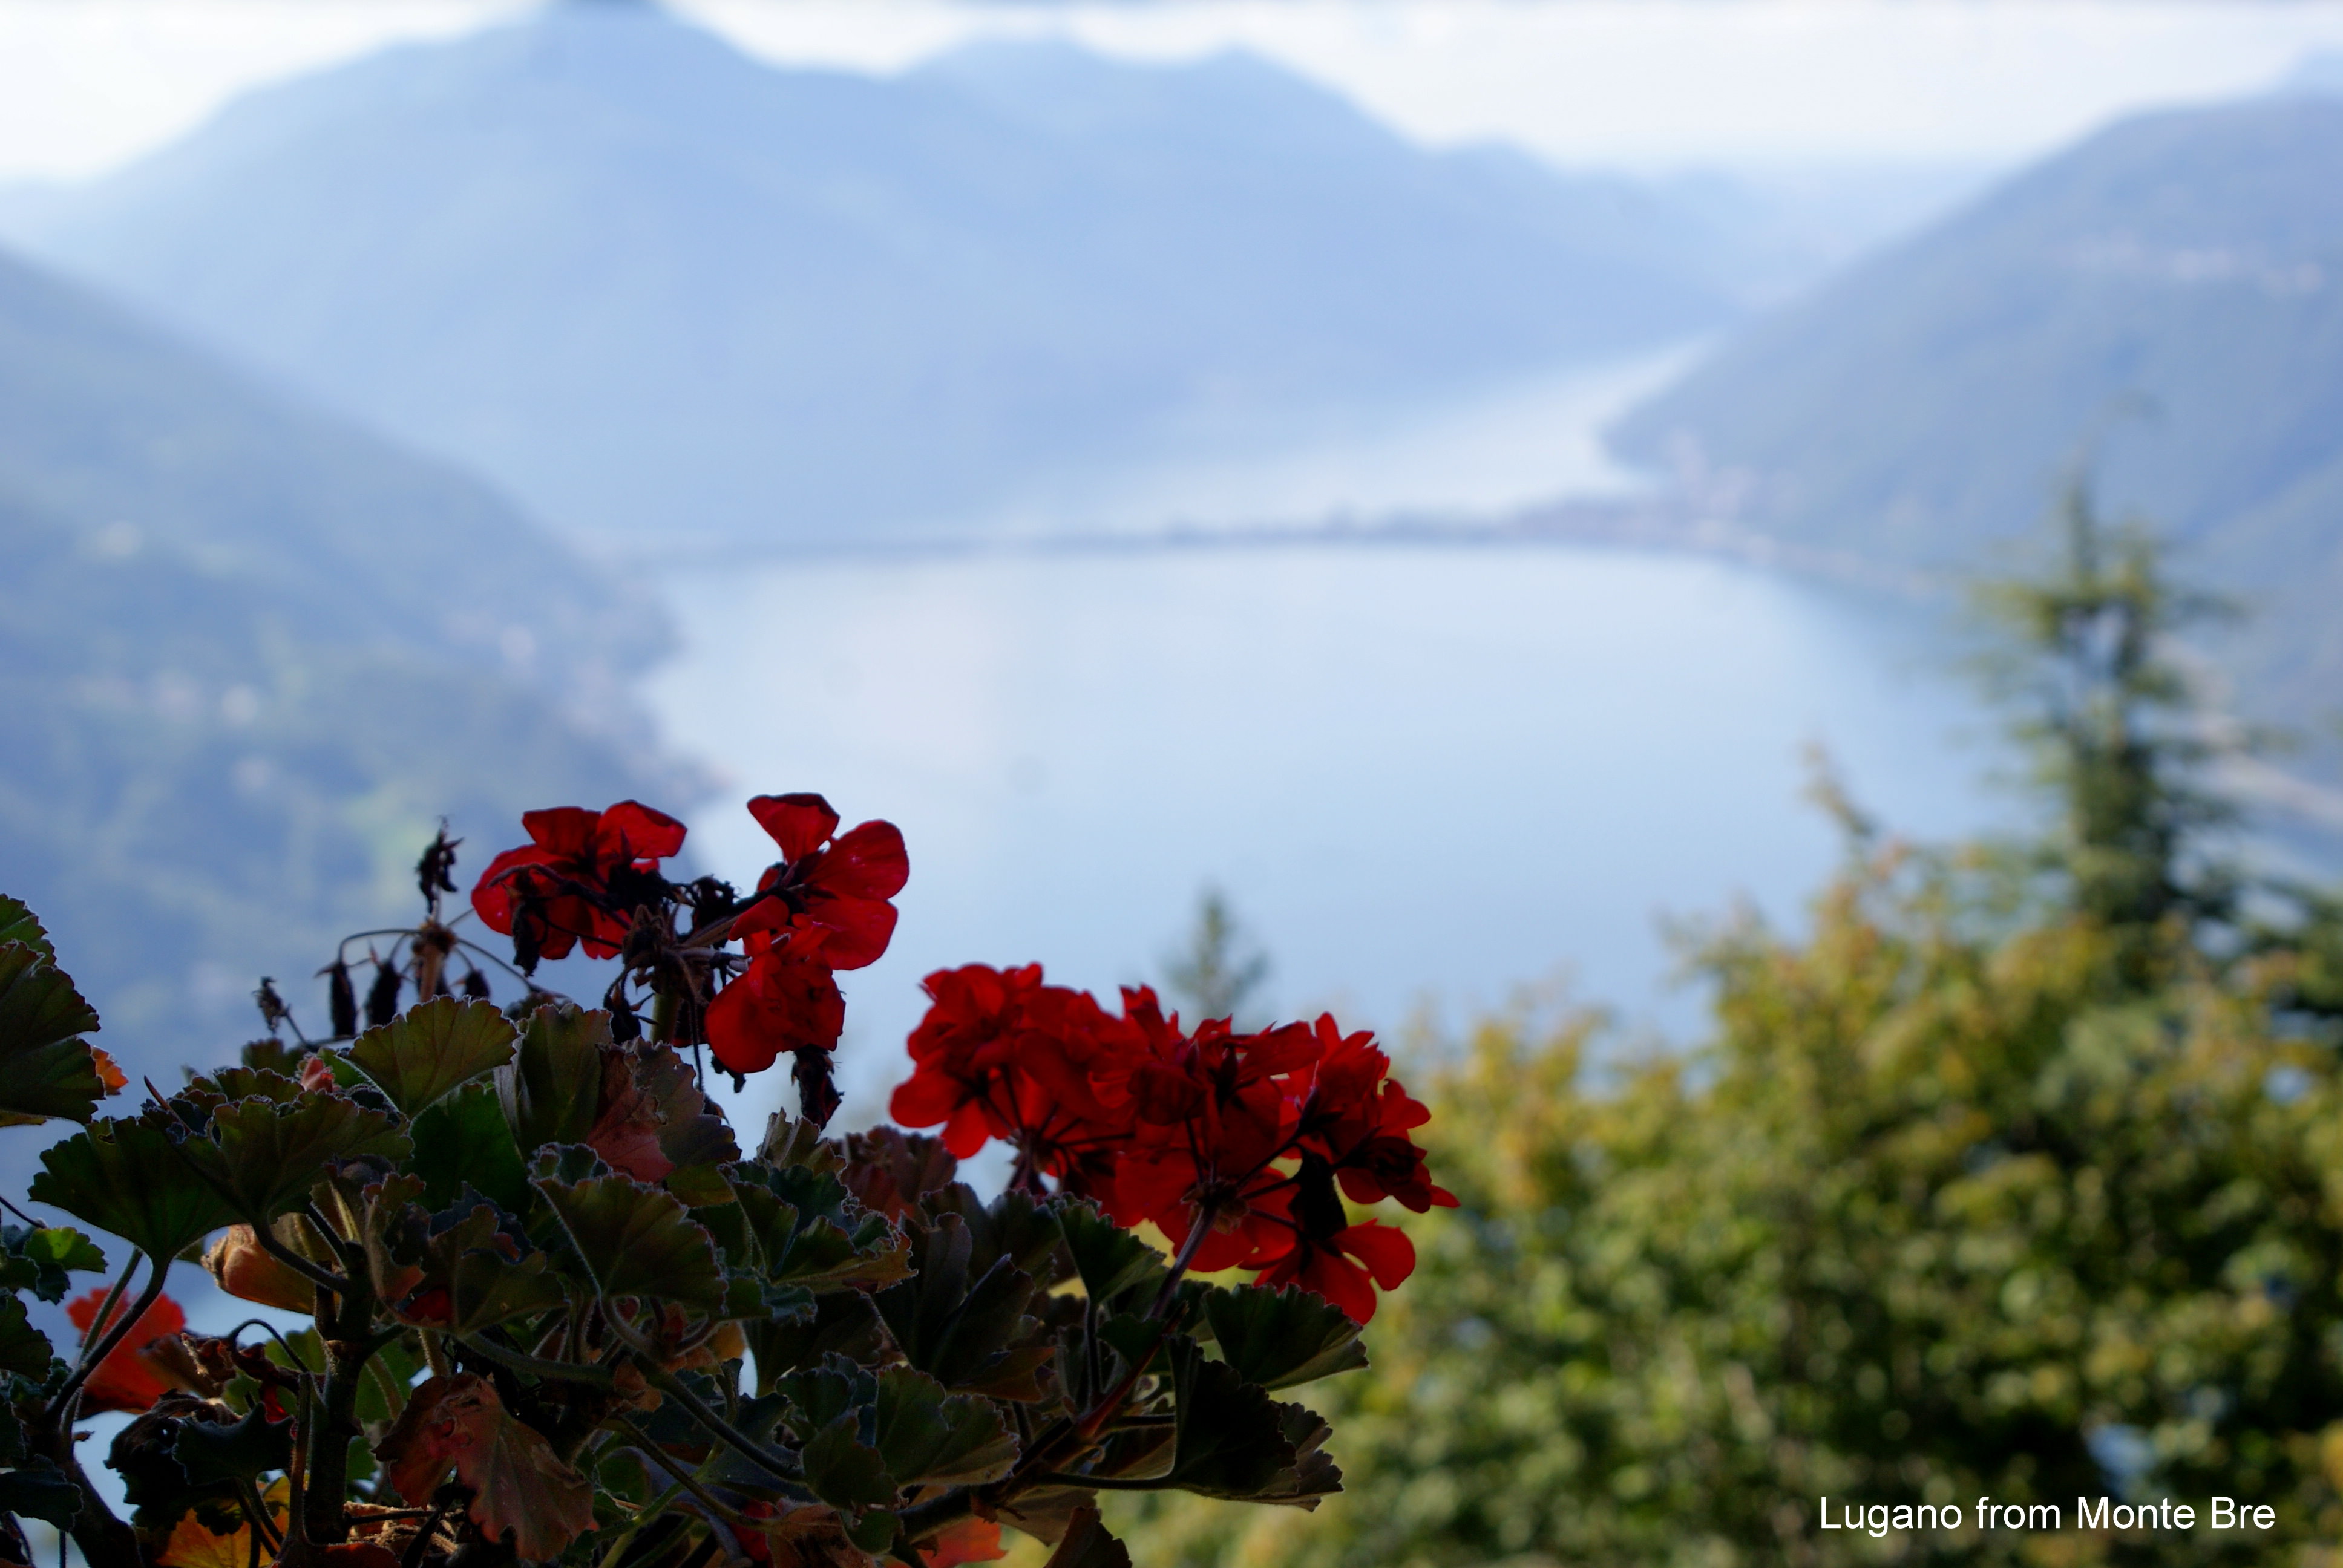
[[2, 0, 2342, 181]]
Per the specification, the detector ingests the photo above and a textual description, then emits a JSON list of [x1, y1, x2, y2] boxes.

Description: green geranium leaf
[[756, 1116, 844, 1174], [2, 1225, 107, 1304], [1263, 1400, 1342, 1509], [1042, 1507, 1133, 1568], [690, 1391, 793, 1491], [529, 1144, 611, 1186], [389, 1204, 569, 1334], [873, 1213, 1048, 1399], [0, 942, 111, 1126], [798, 1416, 896, 1512], [0, 1295, 54, 1379], [631, 1046, 739, 1172], [994, 1485, 1101, 1549], [719, 1274, 813, 1325], [1161, 1336, 1303, 1501], [182, 1068, 307, 1110], [747, 1292, 885, 1388], [730, 1172, 909, 1293], [873, 1365, 1018, 1486], [774, 1354, 876, 1440], [921, 1185, 1069, 1287], [188, 1093, 410, 1223], [1051, 1313, 1160, 1414], [410, 1082, 531, 1213], [31, 1117, 240, 1259], [665, 1163, 733, 1209], [0, 1459, 84, 1528], [348, 998, 516, 1116], [174, 1404, 292, 1487], [1057, 1201, 1167, 1310], [845, 1506, 901, 1557], [497, 1006, 608, 1153], [1202, 1283, 1369, 1391], [533, 1171, 724, 1312], [690, 1195, 750, 1266], [0, 896, 51, 959]]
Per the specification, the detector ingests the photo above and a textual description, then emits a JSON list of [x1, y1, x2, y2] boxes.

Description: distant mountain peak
[[912, 37, 1389, 149], [7, 19, 1736, 547]]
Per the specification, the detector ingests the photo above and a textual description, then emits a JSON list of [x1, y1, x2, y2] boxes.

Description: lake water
[[645, 540, 2014, 1125]]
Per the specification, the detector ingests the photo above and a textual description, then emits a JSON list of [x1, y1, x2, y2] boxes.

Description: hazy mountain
[[1612, 91, 2343, 752], [0, 240, 677, 1082], [0, 0, 1739, 548]]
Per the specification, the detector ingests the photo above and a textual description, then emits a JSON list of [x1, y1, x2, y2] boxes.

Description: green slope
[[1613, 93, 2343, 756], [0, 242, 680, 1079]]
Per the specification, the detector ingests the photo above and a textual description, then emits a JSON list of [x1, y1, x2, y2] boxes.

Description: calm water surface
[[644, 541, 2011, 1120]]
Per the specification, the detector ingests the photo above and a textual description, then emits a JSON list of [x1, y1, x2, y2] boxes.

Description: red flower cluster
[[471, 802, 686, 964], [471, 794, 906, 1125], [709, 796, 908, 1109], [891, 969, 1454, 1322]]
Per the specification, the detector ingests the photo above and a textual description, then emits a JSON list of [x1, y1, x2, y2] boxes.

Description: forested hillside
[[1614, 91, 2343, 764], [0, 242, 678, 1085]]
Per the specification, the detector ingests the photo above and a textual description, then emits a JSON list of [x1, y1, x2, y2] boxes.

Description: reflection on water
[[645, 542, 2011, 1124]]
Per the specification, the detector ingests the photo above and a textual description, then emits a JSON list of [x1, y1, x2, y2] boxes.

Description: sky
[[2, 0, 2343, 183]]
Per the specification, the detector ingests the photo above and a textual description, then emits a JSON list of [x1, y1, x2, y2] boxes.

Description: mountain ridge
[[0, 3, 1742, 547], [1611, 90, 2343, 765], [0, 237, 680, 1078]]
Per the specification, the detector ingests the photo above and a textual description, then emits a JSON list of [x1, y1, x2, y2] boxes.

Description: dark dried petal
[[792, 1046, 842, 1130], [252, 977, 289, 1032], [366, 959, 404, 1029], [323, 960, 359, 1039]]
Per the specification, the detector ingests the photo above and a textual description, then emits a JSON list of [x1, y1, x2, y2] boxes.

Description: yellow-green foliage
[[1115, 843, 2343, 1567]]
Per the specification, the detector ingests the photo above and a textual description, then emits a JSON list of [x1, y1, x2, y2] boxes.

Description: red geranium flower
[[890, 964, 1130, 1195], [1242, 1151, 1417, 1322], [1093, 992, 1324, 1265], [471, 801, 685, 962], [1294, 1018, 1457, 1214], [733, 794, 908, 970], [1127, 1155, 1300, 1275], [1253, 1218, 1415, 1325], [67, 1285, 186, 1413], [707, 920, 845, 1077]]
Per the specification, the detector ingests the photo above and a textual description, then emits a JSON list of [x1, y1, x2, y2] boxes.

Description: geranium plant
[[0, 793, 1448, 1568]]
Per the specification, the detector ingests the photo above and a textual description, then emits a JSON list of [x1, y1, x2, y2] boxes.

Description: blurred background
[[18, 0, 2343, 1099], [10, 2, 2343, 1558]]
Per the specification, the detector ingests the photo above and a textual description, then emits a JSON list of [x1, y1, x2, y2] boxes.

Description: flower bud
[[205, 1222, 321, 1313]]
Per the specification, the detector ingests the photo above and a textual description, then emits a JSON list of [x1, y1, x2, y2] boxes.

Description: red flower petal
[[747, 793, 841, 863], [888, 1065, 972, 1133], [1259, 1247, 1378, 1324], [807, 820, 909, 901], [468, 844, 556, 933], [805, 893, 899, 970], [518, 806, 600, 855], [67, 1286, 186, 1413], [1339, 1221, 1416, 1290], [708, 952, 845, 1077], [595, 800, 687, 863]]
